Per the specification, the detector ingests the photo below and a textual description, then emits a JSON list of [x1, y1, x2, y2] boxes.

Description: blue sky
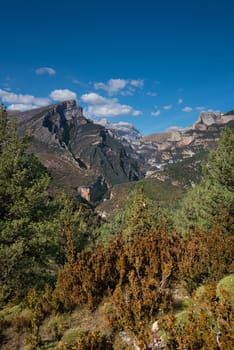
[[1, 0, 234, 135]]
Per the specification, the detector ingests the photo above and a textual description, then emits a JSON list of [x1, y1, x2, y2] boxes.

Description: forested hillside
[[0, 104, 234, 349]]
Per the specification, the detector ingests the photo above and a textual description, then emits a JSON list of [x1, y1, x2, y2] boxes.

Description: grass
[[194, 285, 206, 301], [175, 310, 190, 325], [98, 177, 185, 218], [1, 276, 233, 349], [216, 274, 234, 309], [0, 301, 113, 349], [0, 304, 22, 322], [59, 327, 83, 346]]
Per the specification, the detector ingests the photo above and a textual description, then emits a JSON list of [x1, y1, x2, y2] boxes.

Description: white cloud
[[132, 110, 142, 116], [81, 93, 110, 105], [8, 104, 39, 111], [108, 79, 128, 92], [85, 104, 141, 117], [81, 92, 141, 117], [151, 110, 160, 117], [94, 79, 127, 95], [1, 87, 77, 111], [195, 107, 219, 113], [94, 82, 107, 90], [35, 67, 56, 75], [178, 98, 183, 104], [182, 106, 193, 112], [0, 87, 78, 111], [163, 105, 173, 110], [146, 91, 158, 97], [207, 109, 221, 113], [120, 90, 134, 96], [130, 79, 144, 88], [50, 89, 77, 101], [0, 89, 50, 107], [94, 78, 144, 95]]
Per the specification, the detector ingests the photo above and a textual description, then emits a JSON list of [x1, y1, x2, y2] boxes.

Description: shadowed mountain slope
[[14, 100, 142, 201], [13, 102, 234, 204]]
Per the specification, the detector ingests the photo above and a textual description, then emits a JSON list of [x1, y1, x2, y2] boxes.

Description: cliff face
[[15, 100, 142, 199], [15, 102, 234, 199], [133, 111, 234, 179]]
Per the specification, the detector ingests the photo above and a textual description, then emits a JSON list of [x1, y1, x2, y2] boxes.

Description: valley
[[14, 100, 234, 209], [1, 101, 233, 350]]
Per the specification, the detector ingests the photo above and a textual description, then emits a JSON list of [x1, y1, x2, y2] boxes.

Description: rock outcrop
[[15, 100, 142, 201], [133, 111, 234, 179], [193, 111, 234, 129], [14, 102, 234, 199]]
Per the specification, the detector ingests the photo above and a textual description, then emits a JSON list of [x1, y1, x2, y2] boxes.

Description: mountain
[[132, 111, 234, 181], [96, 118, 142, 142], [96, 111, 234, 216], [15, 100, 142, 202], [14, 101, 234, 204]]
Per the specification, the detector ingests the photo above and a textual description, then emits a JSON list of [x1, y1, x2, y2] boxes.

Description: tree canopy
[[175, 127, 234, 233], [0, 108, 58, 303], [0, 106, 102, 304]]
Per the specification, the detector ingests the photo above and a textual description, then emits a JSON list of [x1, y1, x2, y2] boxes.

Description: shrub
[[216, 274, 234, 309], [178, 222, 234, 294], [161, 283, 234, 349], [75, 331, 113, 349], [13, 315, 31, 332], [60, 327, 83, 347]]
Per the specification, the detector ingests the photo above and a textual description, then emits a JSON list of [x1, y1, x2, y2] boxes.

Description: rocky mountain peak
[[13, 101, 234, 202], [43, 99, 86, 124], [133, 110, 234, 178], [192, 111, 221, 130], [14, 100, 142, 200], [192, 111, 234, 130], [41, 100, 90, 146], [96, 118, 142, 142]]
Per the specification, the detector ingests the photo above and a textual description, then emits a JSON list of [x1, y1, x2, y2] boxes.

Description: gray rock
[[14, 100, 143, 200]]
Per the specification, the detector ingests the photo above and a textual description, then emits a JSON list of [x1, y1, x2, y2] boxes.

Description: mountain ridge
[[14, 100, 142, 202], [13, 100, 234, 203], [133, 110, 234, 176]]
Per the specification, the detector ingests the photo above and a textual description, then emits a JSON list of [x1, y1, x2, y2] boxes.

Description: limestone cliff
[[134, 111, 234, 180], [14, 103, 234, 198], [15, 100, 142, 200]]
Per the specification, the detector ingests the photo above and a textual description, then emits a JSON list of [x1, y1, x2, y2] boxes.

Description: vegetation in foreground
[[0, 104, 234, 349]]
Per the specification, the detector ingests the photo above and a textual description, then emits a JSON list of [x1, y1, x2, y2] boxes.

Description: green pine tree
[[0, 106, 58, 304], [175, 127, 234, 234]]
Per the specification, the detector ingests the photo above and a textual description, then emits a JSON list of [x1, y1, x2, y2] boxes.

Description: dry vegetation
[[0, 105, 234, 349]]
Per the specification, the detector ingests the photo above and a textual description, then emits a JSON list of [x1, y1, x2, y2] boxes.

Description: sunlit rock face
[[133, 111, 234, 177], [14, 102, 234, 199]]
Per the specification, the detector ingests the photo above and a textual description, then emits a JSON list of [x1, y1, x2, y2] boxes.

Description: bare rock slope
[[15, 100, 142, 201]]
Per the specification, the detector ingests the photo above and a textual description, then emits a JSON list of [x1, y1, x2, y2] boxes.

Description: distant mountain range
[[96, 118, 142, 142], [14, 100, 234, 203], [134, 111, 234, 176]]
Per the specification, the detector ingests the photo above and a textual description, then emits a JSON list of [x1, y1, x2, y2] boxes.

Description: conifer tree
[[0, 105, 58, 304], [122, 186, 161, 238], [175, 127, 234, 233]]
